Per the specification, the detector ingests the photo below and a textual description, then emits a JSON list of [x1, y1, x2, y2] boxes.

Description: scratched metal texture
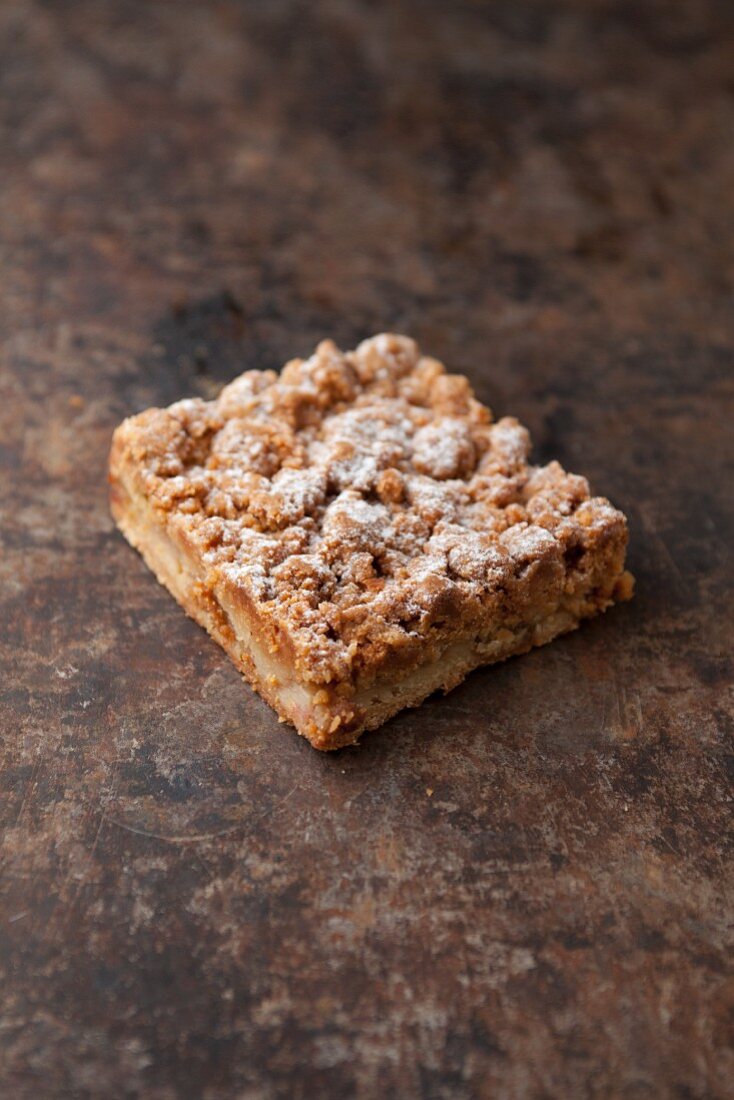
[[1, 1, 732, 1097]]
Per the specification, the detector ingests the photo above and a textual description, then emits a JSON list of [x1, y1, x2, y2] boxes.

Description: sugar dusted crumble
[[110, 334, 632, 749]]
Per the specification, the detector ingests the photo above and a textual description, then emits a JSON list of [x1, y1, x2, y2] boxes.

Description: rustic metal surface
[[1, 1, 732, 1096]]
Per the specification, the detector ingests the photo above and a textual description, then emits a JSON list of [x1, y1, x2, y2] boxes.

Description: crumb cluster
[[119, 335, 627, 684]]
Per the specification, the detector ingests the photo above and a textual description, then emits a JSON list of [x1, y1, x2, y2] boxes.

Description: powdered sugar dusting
[[117, 333, 628, 682]]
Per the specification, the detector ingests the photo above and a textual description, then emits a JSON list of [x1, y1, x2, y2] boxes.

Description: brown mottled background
[[1, 1, 733, 1097]]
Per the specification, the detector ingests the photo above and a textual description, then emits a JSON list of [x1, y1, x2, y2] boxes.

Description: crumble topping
[[117, 335, 628, 683]]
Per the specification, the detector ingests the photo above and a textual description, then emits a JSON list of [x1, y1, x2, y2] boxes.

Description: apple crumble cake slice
[[109, 334, 633, 749]]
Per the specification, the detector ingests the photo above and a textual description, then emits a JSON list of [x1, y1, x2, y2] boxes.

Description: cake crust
[[109, 334, 632, 749]]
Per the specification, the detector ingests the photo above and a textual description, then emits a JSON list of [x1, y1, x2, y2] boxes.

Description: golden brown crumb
[[110, 334, 632, 746]]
